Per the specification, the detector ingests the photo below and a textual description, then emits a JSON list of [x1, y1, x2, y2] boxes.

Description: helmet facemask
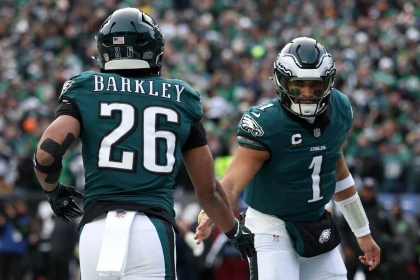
[[275, 73, 334, 117]]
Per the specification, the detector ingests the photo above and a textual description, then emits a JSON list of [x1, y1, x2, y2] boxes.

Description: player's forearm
[[34, 169, 61, 192], [333, 185, 357, 201], [34, 148, 62, 191], [334, 186, 371, 237], [220, 176, 243, 210], [33, 116, 80, 192], [196, 180, 236, 233]]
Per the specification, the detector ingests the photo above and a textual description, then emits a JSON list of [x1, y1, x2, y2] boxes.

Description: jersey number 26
[[98, 103, 178, 173]]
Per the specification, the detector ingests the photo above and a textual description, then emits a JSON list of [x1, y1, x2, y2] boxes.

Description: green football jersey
[[237, 89, 353, 222], [59, 71, 203, 216]]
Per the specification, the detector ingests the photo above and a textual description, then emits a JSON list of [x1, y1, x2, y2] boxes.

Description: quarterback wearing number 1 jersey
[[195, 37, 381, 280], [238, 88, 352, 222]]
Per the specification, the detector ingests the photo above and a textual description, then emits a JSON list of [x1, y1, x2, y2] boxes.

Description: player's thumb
[[73, 190, 84, 199]]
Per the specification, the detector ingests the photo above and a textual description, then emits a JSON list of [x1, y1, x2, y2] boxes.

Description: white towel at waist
[[96, 210, 137, 277]]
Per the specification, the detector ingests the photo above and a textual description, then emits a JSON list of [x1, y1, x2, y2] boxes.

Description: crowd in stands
[[0, 0, 419, 279]]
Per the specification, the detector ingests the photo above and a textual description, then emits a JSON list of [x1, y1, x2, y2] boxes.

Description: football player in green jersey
[[33, 8, 254, 279], [196, 37, 381, 280]]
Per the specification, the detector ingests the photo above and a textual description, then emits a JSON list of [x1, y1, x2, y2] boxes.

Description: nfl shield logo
[[314, 128, 321, 138], [115, 211, 126, 219]]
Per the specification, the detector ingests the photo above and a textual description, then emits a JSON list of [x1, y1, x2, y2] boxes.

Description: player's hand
[[44, 182, 84, 222], [357, 234, 381, 271], [194, 213, 214, 245], [225, 212, 255, 261]]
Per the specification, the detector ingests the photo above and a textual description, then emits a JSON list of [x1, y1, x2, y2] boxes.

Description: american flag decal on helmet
[[113, 37, 125, 44]]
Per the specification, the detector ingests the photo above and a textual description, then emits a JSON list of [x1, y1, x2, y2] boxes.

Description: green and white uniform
[[238, 89, 352, 222], [58, 71, 206, 280], [237, 89, 352, 280]]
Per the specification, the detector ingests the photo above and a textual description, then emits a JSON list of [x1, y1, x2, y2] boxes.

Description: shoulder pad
[[331, 88, 351, 107], [330, 88, 353, 130], [244, 100, 277, 118], [168, 78, 200, 98], [239, 100, 278, 137], [58, 71, 94, 101]]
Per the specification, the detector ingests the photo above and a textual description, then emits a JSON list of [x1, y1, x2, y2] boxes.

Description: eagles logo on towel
[[240, 114, 264, 137]]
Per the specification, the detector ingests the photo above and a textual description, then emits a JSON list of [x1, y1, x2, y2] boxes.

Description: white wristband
[[335, 173, 355, 193], [353, 225, 371, 238], [335, 193, 370, 238]]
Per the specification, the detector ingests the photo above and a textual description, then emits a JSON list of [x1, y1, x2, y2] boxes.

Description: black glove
[[225, 212, 255, 260], [44, 182, 84, 222]]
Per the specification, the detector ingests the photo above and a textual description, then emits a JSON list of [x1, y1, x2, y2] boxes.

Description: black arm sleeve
[[55, 98, 83, 130], [182, 120, 207, 152]]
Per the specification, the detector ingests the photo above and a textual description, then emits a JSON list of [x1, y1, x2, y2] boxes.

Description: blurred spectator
[[337, 177, 393, 280], [406, 132, 420, 193], [0, 137, 14, 194], [48, 219, 79, 280], [0, 201, 31, 280], [387, 200, 419, 279]]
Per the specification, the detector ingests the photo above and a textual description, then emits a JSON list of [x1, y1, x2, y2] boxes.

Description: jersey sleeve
[[236, 107, 271, 152], [347, 102, 353, 134], [337, 89, 353, 134], [58, 71, 94, 102], [56, 72, 92, 128], [173, 79, 203, 121], [182, 120, 207, 151], [190, 90, 203, 121], [55, 98, 83, 127], [58, 76, 80, 102]]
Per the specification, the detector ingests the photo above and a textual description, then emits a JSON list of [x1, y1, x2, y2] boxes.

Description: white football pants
[[250, 233, 347, 280], [79, 212, 177, 280]]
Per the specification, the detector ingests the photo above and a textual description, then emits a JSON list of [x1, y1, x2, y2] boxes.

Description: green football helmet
[[273, 37, 336, 117], [95, 8, 165, 74]]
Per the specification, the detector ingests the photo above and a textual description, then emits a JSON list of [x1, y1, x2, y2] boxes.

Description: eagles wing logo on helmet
[[240, 114, 264, 137], [319, 229, 331, 244]]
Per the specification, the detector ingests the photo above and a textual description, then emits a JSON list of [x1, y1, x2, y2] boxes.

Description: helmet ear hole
[[101, 37, 112, 46]]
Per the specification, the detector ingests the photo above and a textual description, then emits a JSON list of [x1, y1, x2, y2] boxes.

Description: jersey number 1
[[308, 155, 324, 203], [98, 103, 178, 173]]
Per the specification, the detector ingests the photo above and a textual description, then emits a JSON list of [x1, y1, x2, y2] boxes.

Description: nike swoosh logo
[[242, 231, 251, 235], [251, 112, 260, 117]]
